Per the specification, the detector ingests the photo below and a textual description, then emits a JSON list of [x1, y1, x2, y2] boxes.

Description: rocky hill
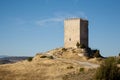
[[0, 47, 101, 80]]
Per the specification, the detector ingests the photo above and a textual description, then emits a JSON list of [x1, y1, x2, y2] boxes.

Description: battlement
[[65, 18, 88, 21]]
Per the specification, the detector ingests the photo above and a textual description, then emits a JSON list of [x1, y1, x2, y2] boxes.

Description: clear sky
[[0, 0, 120, 57]]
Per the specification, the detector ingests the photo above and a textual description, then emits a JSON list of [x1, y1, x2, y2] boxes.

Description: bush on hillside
[[76, 42, 86, 49], [94, 57, 120, 80], [67, 66, 74, 69], [93, 50, 101, 58], [79, 68, 84, 72], [62, 48, 67, 51], [76, 42, 80, 48], [40, 55, 47, 58], [117, 58, 120, 64], [80, 44, 86, 49], [40, 55, 54, 59], [27, 57, 33, 62]]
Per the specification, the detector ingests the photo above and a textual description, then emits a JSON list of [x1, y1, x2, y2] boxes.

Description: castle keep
[[64, 18, 88, 48]]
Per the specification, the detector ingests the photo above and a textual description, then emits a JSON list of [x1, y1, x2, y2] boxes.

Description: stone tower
[[64, 18, 88, 48]]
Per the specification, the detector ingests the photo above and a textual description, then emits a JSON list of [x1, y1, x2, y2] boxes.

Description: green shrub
[[76, 42, 86, 49], [94, 57, 120, 80], [67, 66, 74, 69], [76, 42, 80, 48], [27, 57, 33, 62], [96, 58, 103, 62], [40, 55, 47, 58], [117, 58, 120, 64], [93, 50, 101, 58], [79, 68, 84, 72], [40, 55, 54, 59]]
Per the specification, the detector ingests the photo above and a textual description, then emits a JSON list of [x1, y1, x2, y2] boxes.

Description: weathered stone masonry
[[64, 18, 88, 48]]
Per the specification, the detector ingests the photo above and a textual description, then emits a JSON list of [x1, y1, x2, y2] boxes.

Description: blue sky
[[0, 0, 120, 57]]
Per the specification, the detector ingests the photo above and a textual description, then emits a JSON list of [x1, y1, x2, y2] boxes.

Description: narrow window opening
[[69, 38, 71, 41]]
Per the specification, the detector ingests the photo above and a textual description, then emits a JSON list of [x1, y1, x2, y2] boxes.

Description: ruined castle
[[64, 18, 88, 48]]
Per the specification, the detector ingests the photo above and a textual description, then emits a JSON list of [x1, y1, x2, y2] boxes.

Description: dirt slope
[[0, 48, 100, 80]]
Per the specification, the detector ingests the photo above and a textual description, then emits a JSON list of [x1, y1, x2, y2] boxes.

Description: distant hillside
[[0, 56, 30, 64], [0, 55, 8, 58], [0, 59, 12, 64]]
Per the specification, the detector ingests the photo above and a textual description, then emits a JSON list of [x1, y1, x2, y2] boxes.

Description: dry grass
[[0, 57, 84, 80], [62, 69, 95, 80], [0, 48, 100, 80]]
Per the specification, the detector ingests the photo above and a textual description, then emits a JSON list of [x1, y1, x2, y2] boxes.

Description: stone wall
[[64, 18, 88, 48]]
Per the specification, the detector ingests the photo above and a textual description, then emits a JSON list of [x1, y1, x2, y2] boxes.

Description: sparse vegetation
[[47, 56, 54, 59], [86, 47, 92, 57], [67, 66, 74, 69], [96, 58, 103, 62], [63, 69, 95, 80], [93, 50, 101, 58], [40, 55, 47, 58], [0, 47, 102, 80], [94, 57, 120, 80], [40, 55, 54, 59], [76, 42, 80, 48], [27, 57, 33, 62], [62, 48, 67, 51], [76, 42, 86, 49], [80, 44, 86, 49], [79, 68, 84, 72], [117, 57, 120, 64]]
